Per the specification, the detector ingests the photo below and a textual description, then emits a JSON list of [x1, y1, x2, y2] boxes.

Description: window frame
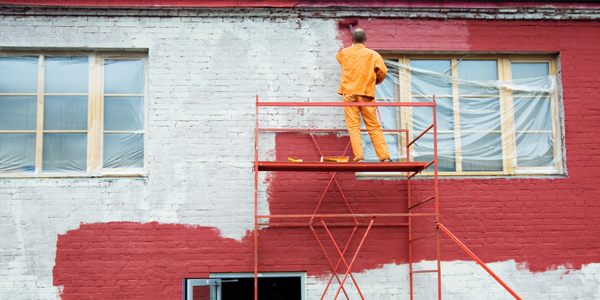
[[0, 51, 149, 178], [209, 272, 306, 300], [358, 53, 563, 177]]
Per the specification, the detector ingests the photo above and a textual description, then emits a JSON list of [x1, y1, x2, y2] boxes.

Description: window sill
[[0, 168, 147, 178]]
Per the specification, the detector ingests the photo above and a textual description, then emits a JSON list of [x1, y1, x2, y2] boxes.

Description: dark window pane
[[192, 286, 210, 300]]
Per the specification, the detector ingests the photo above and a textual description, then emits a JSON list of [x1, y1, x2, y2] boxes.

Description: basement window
[[0, 52, 148, 177], [360, 54, 564, 177], [184, 272, 305, 300]]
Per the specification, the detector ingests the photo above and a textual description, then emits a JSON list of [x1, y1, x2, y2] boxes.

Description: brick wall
[[1, 6, 600, 300]]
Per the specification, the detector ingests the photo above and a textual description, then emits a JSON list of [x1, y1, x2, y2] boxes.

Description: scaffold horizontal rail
[[256, 101, 435, 107], [257, 222, 410, 227], [256, 213, 437, 219], [257, 161, 428, 172]]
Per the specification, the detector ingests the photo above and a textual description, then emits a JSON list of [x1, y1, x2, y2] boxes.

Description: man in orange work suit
[[336, 28, 391, 163]]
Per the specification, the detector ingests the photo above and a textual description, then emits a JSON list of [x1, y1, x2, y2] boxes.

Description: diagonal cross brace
[[321, 218, 375, 300]]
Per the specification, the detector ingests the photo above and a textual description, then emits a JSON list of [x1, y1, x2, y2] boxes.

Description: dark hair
[[352, 29, 366, 43]]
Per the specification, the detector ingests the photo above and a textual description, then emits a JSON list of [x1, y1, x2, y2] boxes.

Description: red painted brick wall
[[53, 19, 600, 299], [335, 18, 600, 270]]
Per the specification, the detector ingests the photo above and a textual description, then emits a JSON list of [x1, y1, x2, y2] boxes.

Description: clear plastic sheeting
[[103, 133, 144, 169], [40, 57, 90, 173], [104, 59, 145, 94], [0, 56, 38, 93], [104, 96, 144, 131], [102, 59, 146, 171], [45, 56, 88, 93], [0, 57, 39, 174], [0, 96, 37, 130], [363, 59, 559, 174], [42, 133, 87, 173], [44, 96, 88, 131], [0, 133, 36, 173], [0, 54, 146, 176]]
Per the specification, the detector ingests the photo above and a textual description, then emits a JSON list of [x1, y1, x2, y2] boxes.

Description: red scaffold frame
[[252, 95, 522, 300]]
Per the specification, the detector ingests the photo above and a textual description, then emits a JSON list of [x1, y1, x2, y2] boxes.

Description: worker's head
[[352, 29, 367, 44]]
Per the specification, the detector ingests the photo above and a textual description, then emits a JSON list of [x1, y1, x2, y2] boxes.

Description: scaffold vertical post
[[254, 94, 259, 300], [408, 125, 414, 300], [433, 96, 442, 299]]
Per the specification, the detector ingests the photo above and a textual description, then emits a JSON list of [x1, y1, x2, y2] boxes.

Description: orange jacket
[[336, 43, 388, 97]]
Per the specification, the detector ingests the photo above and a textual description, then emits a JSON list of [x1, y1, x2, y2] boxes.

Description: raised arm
[[374, 55, 388, 84]]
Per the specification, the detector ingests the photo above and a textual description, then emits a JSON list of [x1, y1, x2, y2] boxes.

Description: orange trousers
[[343, 94, 390, 162]]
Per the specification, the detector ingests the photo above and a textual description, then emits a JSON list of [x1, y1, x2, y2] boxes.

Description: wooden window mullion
[[96, 55, 106, 173], [34, 55, 45, 173], [549, 57, 562, 173], [86, 53, 96, 174], [499, 55, 517, 175], [451, 59, 462, 172], [397, 55, 410, 162], [399, 56, 413, 162]]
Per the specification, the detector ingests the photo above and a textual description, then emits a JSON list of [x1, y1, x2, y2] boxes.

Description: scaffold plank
[[257, 161, 428, 172]]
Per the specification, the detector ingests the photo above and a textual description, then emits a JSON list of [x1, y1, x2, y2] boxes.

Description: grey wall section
[[0, 13, 342, 299]]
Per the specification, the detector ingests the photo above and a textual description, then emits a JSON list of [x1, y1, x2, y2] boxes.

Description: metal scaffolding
[[252, 95, 521, 300]]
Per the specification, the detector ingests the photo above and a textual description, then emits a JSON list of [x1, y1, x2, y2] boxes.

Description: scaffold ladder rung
[[411, 270, 439, 274]]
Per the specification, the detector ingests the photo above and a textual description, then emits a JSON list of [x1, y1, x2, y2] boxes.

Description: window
[[0, 52, 147, 177], [184, 273, 305, 300], [361, 54, 563, 176]]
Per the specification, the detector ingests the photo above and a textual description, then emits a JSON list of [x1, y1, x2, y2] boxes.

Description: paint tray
[[320, 157, 349, 162]]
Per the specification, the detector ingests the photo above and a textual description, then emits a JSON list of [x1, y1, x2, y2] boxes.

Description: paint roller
[[338, 18, 358, 33]]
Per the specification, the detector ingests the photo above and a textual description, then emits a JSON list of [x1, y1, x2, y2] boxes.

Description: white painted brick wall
[[0, 13, 343, 299]]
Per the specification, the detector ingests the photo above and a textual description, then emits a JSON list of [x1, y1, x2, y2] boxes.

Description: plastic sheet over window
[[0, 56, 38, 93], [103, 133, 144, 169], [363, 59, 559, 174], [0, 54, 146, 176], [41, 57, 89, 173], [0, 133, 36, 173], [42, 133, 87, 173], [102, 59, 146, 170], [0, 57, 39, 174]]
